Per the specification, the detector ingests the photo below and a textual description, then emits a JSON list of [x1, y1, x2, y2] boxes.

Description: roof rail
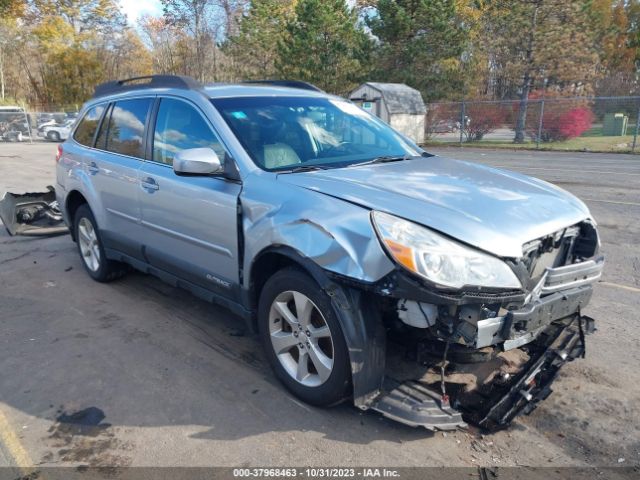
[[242, 80, 324, 92], [93, 75, 202, 99]]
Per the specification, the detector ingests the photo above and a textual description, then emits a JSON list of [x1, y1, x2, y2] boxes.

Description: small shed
[[349, 82, 426, 144]]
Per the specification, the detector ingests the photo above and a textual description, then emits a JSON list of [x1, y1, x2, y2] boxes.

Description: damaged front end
[[351, 220, 604, 431], [0, 186, 68, 236]]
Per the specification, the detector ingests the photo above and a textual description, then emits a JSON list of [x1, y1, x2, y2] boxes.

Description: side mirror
[[173, 148, 223, 175]]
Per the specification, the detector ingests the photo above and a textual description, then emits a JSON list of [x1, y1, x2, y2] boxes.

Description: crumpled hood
[[277, 156, 591, 258]]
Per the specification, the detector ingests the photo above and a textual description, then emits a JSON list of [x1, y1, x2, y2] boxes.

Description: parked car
[[56, 75, 603, 431], [40, 119, 74, 142], [0, 126, 24, 142], [0, 105, 25, 114], [37, 112, 55, 123], [431, 119, 459, 134], [0, 106, 30, 141], [37, 113, 68, 125], [36, 119, 58, 135]]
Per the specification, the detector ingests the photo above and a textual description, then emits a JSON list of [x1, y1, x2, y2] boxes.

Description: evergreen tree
[[367, 0, 470, 102], [225, 0, 297, 80], [276, 0, 372, 95]]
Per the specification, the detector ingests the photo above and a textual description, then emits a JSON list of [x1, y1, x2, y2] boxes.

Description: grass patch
[[425, 135, 639, 154]]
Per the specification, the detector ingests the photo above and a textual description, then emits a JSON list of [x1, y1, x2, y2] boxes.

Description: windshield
[[211, 96, 422, 171]]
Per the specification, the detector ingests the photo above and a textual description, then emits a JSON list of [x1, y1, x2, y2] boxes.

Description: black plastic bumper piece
[[372, 315, 595, 431], [0, 187, 67, 236], [474, 314, 595, 430], [370, 379, 467, 431]]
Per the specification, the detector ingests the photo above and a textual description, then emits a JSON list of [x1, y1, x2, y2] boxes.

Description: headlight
[[371, 211, 522, 290]]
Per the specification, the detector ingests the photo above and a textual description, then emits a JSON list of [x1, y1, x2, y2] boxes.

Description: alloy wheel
[[78, 217, 101, 272], [268, 290, 334, 387]]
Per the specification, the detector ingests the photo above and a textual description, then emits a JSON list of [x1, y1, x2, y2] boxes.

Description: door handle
[[88, 162, 99, 174], [141, 177, 159, 192]]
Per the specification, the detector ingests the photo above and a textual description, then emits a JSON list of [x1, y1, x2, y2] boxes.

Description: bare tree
[[139, 14, 185, 74], [215, 0, 247, 38], [162, 0, 212, 82]]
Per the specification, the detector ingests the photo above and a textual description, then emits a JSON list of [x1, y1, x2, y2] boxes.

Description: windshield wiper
[[348, 155, 412, 167], [282, 165, 329, 173]]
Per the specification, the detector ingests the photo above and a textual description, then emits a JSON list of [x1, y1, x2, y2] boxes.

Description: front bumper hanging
[[471, 314, 595, 430], [367, 314, 595, 431], [370, 379, 466, 431]]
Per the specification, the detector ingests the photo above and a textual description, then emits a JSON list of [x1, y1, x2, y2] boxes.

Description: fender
[[240, 178, 395, 288], [63, 168, 106, 233], [249, 245, 386, 408]]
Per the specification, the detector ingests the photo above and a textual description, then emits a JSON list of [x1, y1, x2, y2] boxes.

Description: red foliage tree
[[522, 91, 595, 142], [536, 107, 595, 142], [557, 108, 595, 139], [462, 103, 508, 141]]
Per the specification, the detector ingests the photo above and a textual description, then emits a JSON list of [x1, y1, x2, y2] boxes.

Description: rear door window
[[73, 104, 105, 147], [102, 98, 153, 159]]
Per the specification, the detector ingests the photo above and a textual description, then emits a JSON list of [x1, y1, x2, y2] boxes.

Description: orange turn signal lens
[[384, 239, 417, 272]]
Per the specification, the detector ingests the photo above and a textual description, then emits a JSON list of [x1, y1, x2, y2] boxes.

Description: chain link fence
[[0, 110, 79, 144], [425, 96, 640, 154], [4, 97, 640, 154]]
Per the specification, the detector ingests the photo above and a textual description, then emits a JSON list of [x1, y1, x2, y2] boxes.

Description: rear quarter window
[[73, 105, 105, 147]]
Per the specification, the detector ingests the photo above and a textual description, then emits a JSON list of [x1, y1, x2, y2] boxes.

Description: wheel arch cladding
[[249, 245, 387, 408], [64, 169, 107, 237], [249, 249, 300, 311], [65, 190, 88, 240]]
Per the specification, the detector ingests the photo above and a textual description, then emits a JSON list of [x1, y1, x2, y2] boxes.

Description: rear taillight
[[55, 144, 63, 163]]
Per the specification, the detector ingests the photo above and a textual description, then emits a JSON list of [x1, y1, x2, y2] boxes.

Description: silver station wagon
[[56, 75, 604, 430]]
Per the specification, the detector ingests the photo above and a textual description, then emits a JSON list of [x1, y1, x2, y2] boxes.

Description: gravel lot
[[0, 143, 639, 470]]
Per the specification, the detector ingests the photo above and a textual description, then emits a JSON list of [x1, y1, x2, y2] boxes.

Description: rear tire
[[74, 204, 127, 282], [48, 131, 60, 142], [258, 267, 352, 407]]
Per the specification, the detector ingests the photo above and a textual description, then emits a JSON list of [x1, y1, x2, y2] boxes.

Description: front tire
[[74, 204, 127, 282], [48, 131, 60, 142], [258, 267, 352, 407]]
